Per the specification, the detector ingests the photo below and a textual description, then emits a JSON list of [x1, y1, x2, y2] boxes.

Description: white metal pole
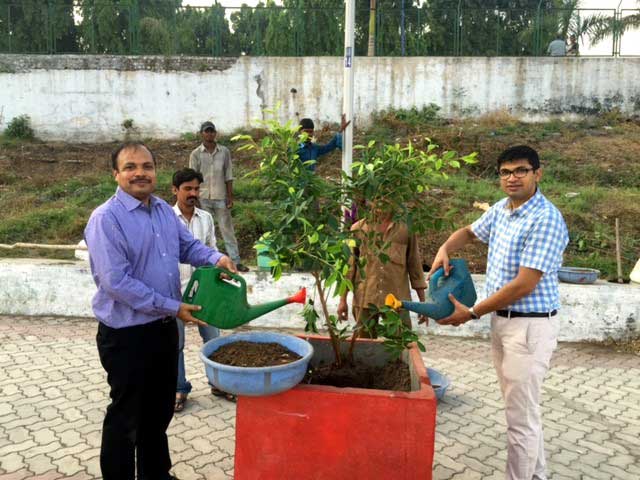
[[342, 0, 355, 176]]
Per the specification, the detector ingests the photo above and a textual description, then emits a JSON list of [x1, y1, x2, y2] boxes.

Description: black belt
[[159, 316, 175, 324], [496, 310, 557, 318]]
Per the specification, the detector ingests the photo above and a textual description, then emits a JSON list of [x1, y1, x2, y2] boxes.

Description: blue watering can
[[385, 258, 477, 321]]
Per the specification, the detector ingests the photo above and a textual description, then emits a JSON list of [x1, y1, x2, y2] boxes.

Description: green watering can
[[385, 258, 477, 321], [182, 266, 306, 329]]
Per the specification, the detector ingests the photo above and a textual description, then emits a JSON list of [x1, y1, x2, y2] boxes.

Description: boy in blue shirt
[[297, 114, 350, 171]]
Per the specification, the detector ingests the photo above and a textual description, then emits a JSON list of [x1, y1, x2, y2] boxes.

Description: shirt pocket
[[388, 242, 407, 267]]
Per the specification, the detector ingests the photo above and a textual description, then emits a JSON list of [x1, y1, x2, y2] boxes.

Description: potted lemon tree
[[231, 114, 476, 479]]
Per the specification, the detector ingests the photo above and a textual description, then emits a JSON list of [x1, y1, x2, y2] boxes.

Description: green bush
[[4, 115, 35, 140], [180, 132, 198, 141], [372, 104, 442, 129]]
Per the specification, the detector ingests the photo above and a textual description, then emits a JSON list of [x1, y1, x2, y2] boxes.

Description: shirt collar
[[505, 188, 542, 217], [116, 187, 159, 212], [172, 203, 202, 219], [199, 143, 219, 154]]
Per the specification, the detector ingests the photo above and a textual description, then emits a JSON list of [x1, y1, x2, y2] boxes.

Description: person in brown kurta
[[337, 215, 427, 338]]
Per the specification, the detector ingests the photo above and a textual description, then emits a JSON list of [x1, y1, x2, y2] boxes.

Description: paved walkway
[[1, 316, 639, 480]]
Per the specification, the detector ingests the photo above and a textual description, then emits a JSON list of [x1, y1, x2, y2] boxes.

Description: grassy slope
[[1, 112, 639, 280]]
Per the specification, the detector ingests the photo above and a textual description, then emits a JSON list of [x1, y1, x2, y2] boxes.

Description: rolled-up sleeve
[[224, 150, 234, 182], [189, 150, 200, 171], [85, 212, 181, 316], [407, 233, 427, 289]]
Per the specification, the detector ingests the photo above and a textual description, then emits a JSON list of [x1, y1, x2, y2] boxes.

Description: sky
[[183, 0, 640, 55]]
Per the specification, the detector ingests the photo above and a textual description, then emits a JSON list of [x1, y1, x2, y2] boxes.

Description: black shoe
[[236, 263, 250, 273]]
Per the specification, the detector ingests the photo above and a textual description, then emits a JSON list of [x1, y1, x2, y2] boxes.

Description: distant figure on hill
[[297, 114, 350, 172], [547, 36, 566, 56], [189, 121, 249, 273]]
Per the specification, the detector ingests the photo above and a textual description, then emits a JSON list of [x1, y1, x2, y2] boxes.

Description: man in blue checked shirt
[[426, 145, 568, 480], [85, 142, 237, 480]]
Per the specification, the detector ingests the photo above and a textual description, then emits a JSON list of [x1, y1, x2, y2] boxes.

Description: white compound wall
[[1, 55, 639, 141]]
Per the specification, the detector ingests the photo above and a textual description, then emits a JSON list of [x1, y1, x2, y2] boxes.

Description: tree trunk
[[313, 272, 343, 366], [367, 0, 376, 56]]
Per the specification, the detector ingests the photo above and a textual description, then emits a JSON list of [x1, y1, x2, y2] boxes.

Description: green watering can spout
[[182, 266, 306, 329]]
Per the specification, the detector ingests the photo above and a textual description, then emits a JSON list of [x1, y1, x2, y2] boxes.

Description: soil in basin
[[305, 360, 411, 392], [209, 340, 302, 367]]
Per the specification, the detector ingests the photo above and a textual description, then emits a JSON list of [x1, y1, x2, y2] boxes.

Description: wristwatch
[[468, 307, 479, 320]]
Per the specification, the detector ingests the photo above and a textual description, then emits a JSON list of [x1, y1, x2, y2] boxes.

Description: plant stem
[[347, 305, 363, 364], [313, 271, 342, 367]]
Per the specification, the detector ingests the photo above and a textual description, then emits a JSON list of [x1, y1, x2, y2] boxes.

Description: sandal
[[174, 393, 188, 412], [211, 386, 237, 403]]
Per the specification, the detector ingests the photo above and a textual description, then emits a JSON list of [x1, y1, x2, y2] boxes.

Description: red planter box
[[235, 335, 437, 480]]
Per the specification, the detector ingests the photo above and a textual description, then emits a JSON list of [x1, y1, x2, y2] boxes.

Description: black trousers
[[97, 317, 178, 480]]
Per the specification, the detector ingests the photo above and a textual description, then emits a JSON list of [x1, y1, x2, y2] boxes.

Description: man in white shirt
[[172, 168, 234, 411], [189, 121, 249, 272], [547, 36, 566, 56]]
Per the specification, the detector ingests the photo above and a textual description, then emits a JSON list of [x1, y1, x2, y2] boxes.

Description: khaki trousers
[[491, 313, 558, 480], [201, 199, 241, 264]]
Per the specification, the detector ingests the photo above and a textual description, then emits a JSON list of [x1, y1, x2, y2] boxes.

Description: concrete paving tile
[[23, 442, 64, 459], [194, 462, 232, 480], [74, 448, 100, 462], [171, 463, 202, 480], [0, 452, 26, 474], [64, 472, 93, 480], [599, 463, 639, 480], [0, 441, 37, 457], [0, 469, 33, 480], [30, 428, 57, 445], [6, 427, 30, 444], [432, 465, 457, 480], [432, 453, 465, 474], [47, 443, 90, 460], [26, 453, 57, 475], [439, 443, 470, 460], [450, 468, 483, 479], [458, 455, 495, 476], [52, 455, 84, 477], [24, 470, 63, 480]]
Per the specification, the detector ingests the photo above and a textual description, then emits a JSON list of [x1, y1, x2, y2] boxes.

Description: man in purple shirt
[[84, 142, 236, 480]]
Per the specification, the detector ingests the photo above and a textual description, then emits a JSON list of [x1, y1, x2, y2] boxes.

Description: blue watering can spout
[[385, 258, 477, 321]]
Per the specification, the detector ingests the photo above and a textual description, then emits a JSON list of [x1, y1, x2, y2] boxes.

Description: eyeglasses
[[498, 167, 536, 179]]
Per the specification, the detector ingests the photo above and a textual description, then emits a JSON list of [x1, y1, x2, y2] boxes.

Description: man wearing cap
[[189, 121, 249, 272], [298, 114, 350, 172]]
